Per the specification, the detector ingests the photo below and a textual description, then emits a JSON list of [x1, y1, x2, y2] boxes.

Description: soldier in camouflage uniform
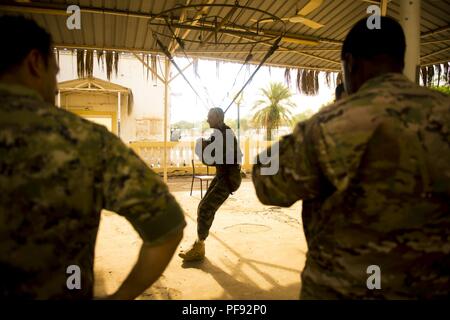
[[179, 108, 242, 261], [252, 17, 450, 299], [0, 15, 186, 299]]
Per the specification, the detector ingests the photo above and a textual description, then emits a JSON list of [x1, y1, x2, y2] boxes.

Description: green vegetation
[[251, 82, 295, 141], [432, 86, 450, 95]]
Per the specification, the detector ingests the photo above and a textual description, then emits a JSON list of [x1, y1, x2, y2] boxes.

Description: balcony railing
[[129, 139, 274, 175]]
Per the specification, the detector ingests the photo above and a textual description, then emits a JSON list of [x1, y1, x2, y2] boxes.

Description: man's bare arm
[[107, 228, 183, 300]]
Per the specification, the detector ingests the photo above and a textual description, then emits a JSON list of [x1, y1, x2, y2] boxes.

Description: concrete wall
[[57, 51, 166, 143]]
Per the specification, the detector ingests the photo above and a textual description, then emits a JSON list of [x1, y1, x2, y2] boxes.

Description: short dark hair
[[0, 15, 53, 74], [341, 16, 406, 65]]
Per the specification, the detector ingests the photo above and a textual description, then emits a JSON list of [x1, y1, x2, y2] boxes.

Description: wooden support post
[[380, 0, 388, 16], [163, 58, 170, 183], [400, 0, 421, 83], [117, 92, 121, 138], [244, 138, 251, 172], [56, 90, 61, 108]]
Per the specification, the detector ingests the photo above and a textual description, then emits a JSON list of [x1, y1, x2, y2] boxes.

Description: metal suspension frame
[[151, 2, 285, 116], [155, 37, 211, 111]]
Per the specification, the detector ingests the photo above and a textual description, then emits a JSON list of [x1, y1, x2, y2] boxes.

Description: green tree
[[172, 120, 195, 130], [432, 86, 450, 95], [292, 109, 315, 127], [251, 82, 295, 141], [201, 120, 209, 131], [226, 117, 249, 131]]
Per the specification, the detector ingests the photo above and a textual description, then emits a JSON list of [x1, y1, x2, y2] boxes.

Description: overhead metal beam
[[53, 43, 340, 69], [182, 48, 341, 54], [0, 3, 150, 19], [148, 21, 321, 46], [420, 47, 450, 60], [359, 0, 392, 4], [168, 0, 192, 54], [148, 21, 274, 42], [54, 44, 160, 55], [421, 25, 450, 38], [421, 58, 450, 66], [199, 5, 238, 46], [169, 61, 194, 83], [422, 39, 450, 45], [0, 2, 338, 46], [225, 32, 340, 65], [177, 52, 340, 71], [169, 0, 215, 54]]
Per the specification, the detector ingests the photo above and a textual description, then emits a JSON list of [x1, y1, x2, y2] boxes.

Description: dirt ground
[[93, 176, 308, 300]]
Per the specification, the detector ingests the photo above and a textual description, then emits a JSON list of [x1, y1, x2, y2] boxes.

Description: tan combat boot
[[178, 240, 205, 261]]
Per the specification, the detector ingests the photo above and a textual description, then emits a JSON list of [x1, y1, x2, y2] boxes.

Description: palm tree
[[251, 82, 296, 141]]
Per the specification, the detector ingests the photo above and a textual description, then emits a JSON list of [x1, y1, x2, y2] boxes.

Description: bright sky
[[170, 57, 337, 124]]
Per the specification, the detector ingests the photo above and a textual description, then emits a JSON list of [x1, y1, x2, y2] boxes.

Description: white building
[[57, 52, 167, 143]]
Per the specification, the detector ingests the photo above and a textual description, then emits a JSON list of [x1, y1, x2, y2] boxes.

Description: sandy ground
[[93, 176, 308, 300]]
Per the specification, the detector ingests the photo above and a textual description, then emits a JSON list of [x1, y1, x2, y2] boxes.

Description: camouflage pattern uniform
[[197, 124, 242, 240], [0, 84, 186, 299], [252, 73, 450, 299]]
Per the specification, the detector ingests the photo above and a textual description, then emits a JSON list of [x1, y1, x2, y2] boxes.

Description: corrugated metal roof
[[1, 0, 449, 70]]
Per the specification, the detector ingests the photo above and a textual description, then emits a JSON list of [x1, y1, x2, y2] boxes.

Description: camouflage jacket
[[252, 73, 450, 299], [0, 84, 186, 299]]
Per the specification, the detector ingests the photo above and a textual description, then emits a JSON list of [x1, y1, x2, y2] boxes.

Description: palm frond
[[105, 51, 113, 80], [296, 69, 302, 94], [436, 64, 442, 86], [284, 68, 291, 88], [113, 52, 119, 76], [421, 66, 428, 86], [97, 50, 105, 71], [151, 55, 157, 83], [306, 70, 315, 95], [76, 50, 85, 78], [427, 66, 434, 85], [325, 71, 331, 88], [85, 50, 94, 77], [314, 70, 320, 95], [301, 69, 308, 94], [193, 58, 199, 78], [251, 82, 295, 140], [443, 63, 449, 85]]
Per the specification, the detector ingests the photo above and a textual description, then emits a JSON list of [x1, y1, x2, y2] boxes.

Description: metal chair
[[190, 160, 215, 198]]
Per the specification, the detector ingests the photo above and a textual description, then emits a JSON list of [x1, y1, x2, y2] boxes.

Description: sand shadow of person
[[182, 258, 300, 300]]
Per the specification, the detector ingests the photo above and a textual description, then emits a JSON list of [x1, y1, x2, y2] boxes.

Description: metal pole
[[237, 101, 240, 147], [400, 0, 421, 83], [56, 90, 61, 108], [163, 58, 170, 183], [117, 92, 121, 137], [224, 36, 282, 114], [380, 0, 388, 16]]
